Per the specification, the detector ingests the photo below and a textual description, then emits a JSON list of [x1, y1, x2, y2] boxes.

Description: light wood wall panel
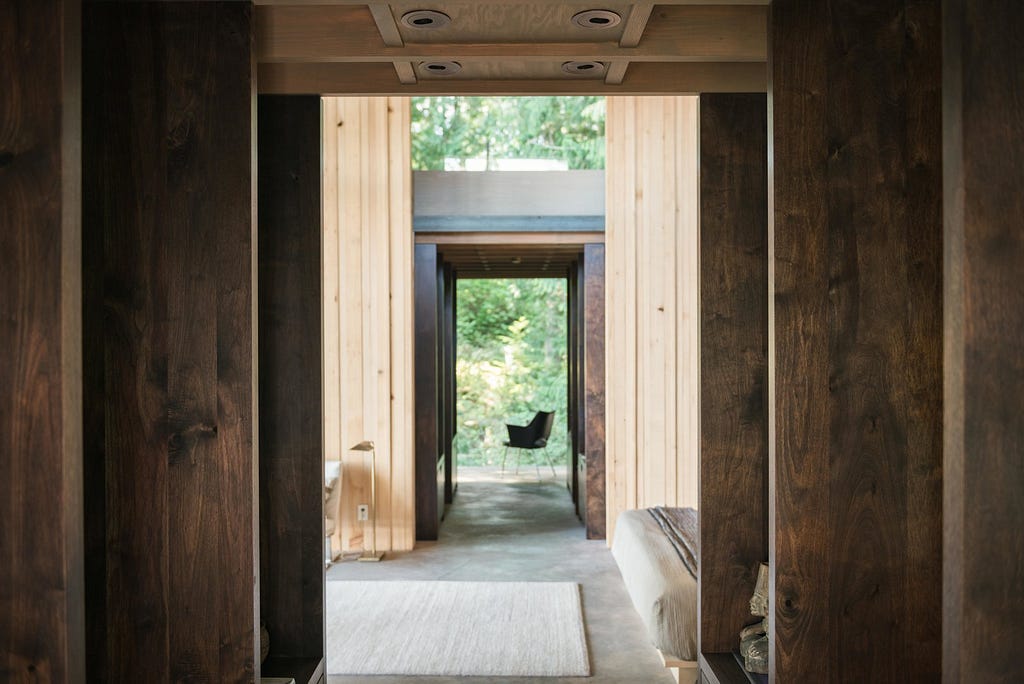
[[605, 96, 700, 541], [323, 97, 414, 552]]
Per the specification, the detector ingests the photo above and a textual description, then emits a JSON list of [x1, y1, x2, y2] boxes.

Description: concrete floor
[[325, 466, 675, 683]]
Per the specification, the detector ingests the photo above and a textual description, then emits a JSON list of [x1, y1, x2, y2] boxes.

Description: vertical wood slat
[[387, 97, 415, 552], [604, 96, 700, 542], [677, 98, 700, 510], [257, 95, 325, 667], [943, 2, 1024, 681], [770, 0, 943, 681], [0, 1, 84, 681], [325, 97, 413, 552], [697, 93, 769, 655], [336, 97, 366, 551], [583, 244, 607, 539], [82, 4, 258, 680]]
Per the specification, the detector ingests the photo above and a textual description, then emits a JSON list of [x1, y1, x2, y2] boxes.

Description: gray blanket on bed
[[648, 506, 698, 580]]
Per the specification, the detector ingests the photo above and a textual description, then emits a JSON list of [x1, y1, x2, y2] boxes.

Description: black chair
[[502, 410, 556, 478]]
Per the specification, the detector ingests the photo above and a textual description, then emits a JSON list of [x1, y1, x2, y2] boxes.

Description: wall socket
[[357, 504, 369, 521]]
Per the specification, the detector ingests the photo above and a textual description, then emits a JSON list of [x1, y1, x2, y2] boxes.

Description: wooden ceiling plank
[[393, 61, 417, 84], [619, 2, 654, 48], [369, 3, 404, 47], [605, 61, 629, 85], [257, 5, 767, 63], [259, 61, 767, 95], [255, 1, 769, 6], [257, 5, 385, 62]]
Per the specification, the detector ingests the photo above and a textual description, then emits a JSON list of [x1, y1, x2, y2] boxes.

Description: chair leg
[[501, 445, 509, 476], [535, 453, 541, 481], [543, 446, 557, 476], [514, 448, 521, 475]]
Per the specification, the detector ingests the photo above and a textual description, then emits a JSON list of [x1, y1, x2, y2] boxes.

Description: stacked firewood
[[739, 562, 769, 675]]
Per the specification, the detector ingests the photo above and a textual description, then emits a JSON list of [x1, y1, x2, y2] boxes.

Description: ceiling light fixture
[[571, 9, 622, 29], [419, 60, 462, 76], [561, 60, 607, 76], [400, 10, 452, 30]]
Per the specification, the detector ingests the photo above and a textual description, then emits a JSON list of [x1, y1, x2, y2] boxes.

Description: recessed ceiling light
[[562, 61, 607, 76], [401, 10, 452, 30], [571, 10, 622, 29], [419, 60, 462, 76]]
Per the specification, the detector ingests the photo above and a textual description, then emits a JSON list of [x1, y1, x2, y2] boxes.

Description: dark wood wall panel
[[943, 3, 1024, 681], [82, 4, 258, 680], [443, 263, 456, 504], [698, 93, 768, 655], [0, 2, 84, 681], [567, 261, 581, 506], [257, 95, 324, 677], [770, 1, 943, 681], [415, 244, 442, 540], [583, 244, 606, 539]]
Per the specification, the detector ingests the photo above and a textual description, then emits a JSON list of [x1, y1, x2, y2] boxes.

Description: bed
[[611, 507, 699, 675]]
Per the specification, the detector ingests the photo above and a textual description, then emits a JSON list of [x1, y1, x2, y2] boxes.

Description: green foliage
[[455, 279, 568, 467], [411, 97, 605, 171]]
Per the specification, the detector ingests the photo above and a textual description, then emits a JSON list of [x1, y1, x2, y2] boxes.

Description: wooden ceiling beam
[[419, 231, 603, 245], [367, 3, 420, 84], [259, 61, 766, 95], [618, 2, 654, 48], [255, 1, 769, 6], [257, 5, 767, 63]]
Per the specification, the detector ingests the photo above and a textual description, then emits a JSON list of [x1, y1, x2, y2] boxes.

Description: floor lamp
[[351, 440, 384, 561]]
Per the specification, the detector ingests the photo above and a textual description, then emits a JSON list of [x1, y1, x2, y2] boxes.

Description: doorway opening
[[455, 277, 568, 482], [409, 96, 607, 541]]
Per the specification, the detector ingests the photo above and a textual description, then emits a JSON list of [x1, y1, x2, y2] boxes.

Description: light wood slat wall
[[605, 96, 700, 541], [323, 96, 415, 552]]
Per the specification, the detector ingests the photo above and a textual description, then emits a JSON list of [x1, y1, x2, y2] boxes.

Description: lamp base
[[358, 551, 385, 562]]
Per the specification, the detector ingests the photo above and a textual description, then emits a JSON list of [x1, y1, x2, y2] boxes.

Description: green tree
[[411, 97, 605, 170], [455, 278, 568, 468]]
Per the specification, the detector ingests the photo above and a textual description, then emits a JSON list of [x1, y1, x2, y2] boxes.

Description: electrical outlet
[[357, 504, 369, 521]]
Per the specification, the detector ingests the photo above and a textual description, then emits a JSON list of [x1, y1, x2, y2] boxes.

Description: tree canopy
[[455, 278, 568, 467], [411, 96, 605, 171]]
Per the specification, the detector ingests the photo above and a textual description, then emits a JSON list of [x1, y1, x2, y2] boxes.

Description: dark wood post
[[257, 95, 325, 684], [583, 243, 606, 539], [414, 243, 442, 540], [0, 2, 84, 681], [770, 1, 943, 680], [82, 3, 258, 680], [697, 93, 769, 657], [943, 2, 1024, 681]]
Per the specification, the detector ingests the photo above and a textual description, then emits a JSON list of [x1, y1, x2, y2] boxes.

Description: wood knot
[[166, 114, 194, 150]]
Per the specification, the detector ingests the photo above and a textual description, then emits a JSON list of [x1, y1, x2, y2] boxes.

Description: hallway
[[325, 467, 675, 683]]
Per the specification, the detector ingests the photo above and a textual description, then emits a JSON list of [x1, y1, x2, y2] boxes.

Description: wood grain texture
[[0, 2, 84, 681], [387, 97, 416, 552], [567, 260, 581, 504], [442, 263, 456, 504], [604, 97, 699, 543], [257, 95, 325, 668], [257, 5, 764, 63], [259, 61, 766, 96], [81, 4, 258, 680], [697, 93, 768, 655], [322, 97, 413, 552], [770, 1, 942, 680], [943, 2, 1024, 681], [414, 244, 442, 540], [583, 244, 607, 539]]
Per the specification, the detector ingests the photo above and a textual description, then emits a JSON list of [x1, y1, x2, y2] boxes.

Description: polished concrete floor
[[325, 466, 675, 683]]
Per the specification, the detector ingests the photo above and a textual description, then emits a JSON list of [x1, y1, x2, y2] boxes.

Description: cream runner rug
[[326, 580, 591, 677]]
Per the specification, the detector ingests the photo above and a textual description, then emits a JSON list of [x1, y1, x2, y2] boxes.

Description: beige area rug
[[326, 580, 591, 677]]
